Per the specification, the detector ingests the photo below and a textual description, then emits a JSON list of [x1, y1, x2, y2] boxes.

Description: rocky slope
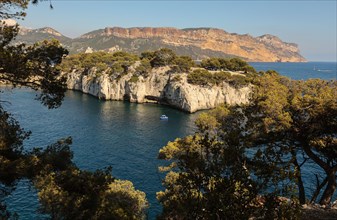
[[16, 27, 72, 44], [16, 26, 306, 62], [65, 66, 250, 113], [79, 27, 305, 62]]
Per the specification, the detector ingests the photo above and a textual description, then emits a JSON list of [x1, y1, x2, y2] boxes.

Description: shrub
[[171, 75, 182, 82], [200, 57, 256, 73], [212, 71, 231, 85], [59, 51, 139, 75], [96, 62, 108, 73], [129, 75, 139, 83], [187, 69, 250, 88], [150, 48, 177, 67], [172, 56, 195, 73], [228, 74, 250, 88], [200, 57, 222, 70], [187, 69, 214, 86], [135, 59, 152, 78]]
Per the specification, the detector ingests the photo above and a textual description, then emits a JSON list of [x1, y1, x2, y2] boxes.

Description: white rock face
[[1, 19, 17, 26], [164, 75, 250, 112], [65, 68, 251, 113]]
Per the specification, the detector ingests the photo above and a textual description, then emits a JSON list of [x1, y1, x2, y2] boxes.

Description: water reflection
[[2, 89, 199, 219]]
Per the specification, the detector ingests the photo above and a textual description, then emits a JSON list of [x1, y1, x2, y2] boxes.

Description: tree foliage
[[157, 103, 301, 219], [158, 70, 337, 218], [59, 51, 139, 77], [1, 29, 68, 108], [248, 72, 337, 205], [0, 0, 29, 19], [1, 1, 148, 219], [134, 58, 152, 78], [1, 0, 69, 108], [187, 69, 250, 88], [141, 49, 195, 72], [35, 168, 148, 220], [150, 48, 176, 67], [200, 57, 256, 73], [159, 72, 336, 219], [171, 55, 195, 73], [0, 107, 75, 218]]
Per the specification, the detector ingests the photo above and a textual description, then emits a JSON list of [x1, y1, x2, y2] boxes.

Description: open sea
[[250, 61, 336, 80], [1, 62, 336, 219]]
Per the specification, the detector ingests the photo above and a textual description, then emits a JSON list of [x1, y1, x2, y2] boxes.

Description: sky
[[17, 0, 337, 62]]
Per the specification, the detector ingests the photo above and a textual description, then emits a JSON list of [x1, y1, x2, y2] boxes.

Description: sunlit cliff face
[[16, 26, 306, 62], [88, 27, 305, 62]]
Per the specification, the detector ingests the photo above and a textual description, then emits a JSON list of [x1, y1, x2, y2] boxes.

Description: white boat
[[160, 115, 168, 120]]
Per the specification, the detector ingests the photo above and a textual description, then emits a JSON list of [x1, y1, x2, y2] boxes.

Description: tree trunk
[[319, 171, 336, 205], [292, 152, 306, 204], [310, 176, 327, 204]]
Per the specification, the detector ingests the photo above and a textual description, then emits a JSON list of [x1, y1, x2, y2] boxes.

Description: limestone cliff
[[65, 67, 250, 113], [16, 26, 306, 62], [78, 27, 306, 62]]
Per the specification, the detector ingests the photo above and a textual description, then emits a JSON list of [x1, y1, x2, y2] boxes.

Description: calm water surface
[[250, 61, 336, 80], [1, 89, 199, 219], [1, 62, 336, 219]]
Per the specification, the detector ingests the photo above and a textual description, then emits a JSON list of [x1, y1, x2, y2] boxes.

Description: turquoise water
[[1, 62, 336, 219]]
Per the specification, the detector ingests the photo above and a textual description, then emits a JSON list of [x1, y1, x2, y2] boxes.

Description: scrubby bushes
[[171, 56, 195, 73], [187, 69, 214, 86], [187, 69, 250, 88], [129, 75, 139, 83], [59, 51, 139, 77], [59, 49, 254, 83], [134, 59, 152, 78], [59, 48, 197, 79], [200, 57, 256, 73], [171, 75, 182, 82], [141, 49, 195, 72]]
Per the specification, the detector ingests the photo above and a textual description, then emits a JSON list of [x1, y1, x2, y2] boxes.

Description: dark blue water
[[1, 88, 199, 219], [250, 62, 337, 80], [1, 62, 336, 219]]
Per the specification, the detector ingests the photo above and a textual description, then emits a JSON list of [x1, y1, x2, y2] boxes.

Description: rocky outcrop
[[65, 67, 250, 113], [78, 27, 306, 62], [163, 78, 250, 112], [16, 26, 306, 62]]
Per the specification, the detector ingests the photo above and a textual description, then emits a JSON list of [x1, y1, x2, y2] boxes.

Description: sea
[[250, 61, 336, 80], [1, 62, 336, 219]]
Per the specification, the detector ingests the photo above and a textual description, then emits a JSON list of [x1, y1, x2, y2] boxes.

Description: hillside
[[17, 27, 72, 44], [16, 26, 306, 62]]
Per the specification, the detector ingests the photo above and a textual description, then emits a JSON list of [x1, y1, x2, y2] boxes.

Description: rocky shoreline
[[65, 67, 251, 113]]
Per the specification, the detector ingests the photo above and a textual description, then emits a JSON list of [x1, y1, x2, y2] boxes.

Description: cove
[[2, 88, 200, 219]]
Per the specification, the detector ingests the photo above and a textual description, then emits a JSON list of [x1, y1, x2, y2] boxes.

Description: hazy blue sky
[[19, 0, 336, 61]]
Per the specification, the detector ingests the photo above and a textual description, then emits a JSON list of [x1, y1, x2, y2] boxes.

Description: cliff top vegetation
[[58, 48, 257, 87]]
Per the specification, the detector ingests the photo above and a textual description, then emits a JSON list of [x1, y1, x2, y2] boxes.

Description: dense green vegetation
[[59, 49, 256, 89], [134, 58, 152, 78], [158, 71, 337, 219], [59, 48, 197, 78], [35, 167, 147, 220], [58, 48, 258, 91], [1, 1, 148, 219], [187, 69, 251, 88], [59, 51, 139, 77], [171, 55, 195, 73], [2, 1, 337, 220], [140, 49, 195, 72], [200, 57, 256, 73]]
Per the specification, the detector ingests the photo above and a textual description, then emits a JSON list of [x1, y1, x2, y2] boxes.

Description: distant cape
[[16, 26, 306, 62]]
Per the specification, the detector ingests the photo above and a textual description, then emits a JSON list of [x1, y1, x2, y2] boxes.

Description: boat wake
[[316, 69, 332, 72]]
